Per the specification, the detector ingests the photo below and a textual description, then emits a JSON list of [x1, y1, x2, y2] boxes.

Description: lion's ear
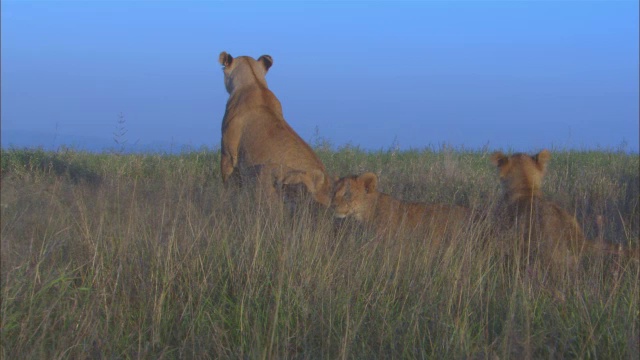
[[219, 52, 233, 67], [533, 149, 551, 171], [360, 172, 378, 193], [490, 152, 507, 167], [258, 55, 273, 71]]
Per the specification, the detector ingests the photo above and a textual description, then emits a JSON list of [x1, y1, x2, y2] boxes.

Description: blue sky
[[2, 1, 638, 153]]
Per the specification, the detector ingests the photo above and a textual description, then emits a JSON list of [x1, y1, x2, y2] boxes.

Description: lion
[[490, 149, 638, 277], [218, 52, 333, 206], [331, 172, 472, 245]]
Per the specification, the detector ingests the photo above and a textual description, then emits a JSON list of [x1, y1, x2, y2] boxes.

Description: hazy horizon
[[2, 1, 638, 153]]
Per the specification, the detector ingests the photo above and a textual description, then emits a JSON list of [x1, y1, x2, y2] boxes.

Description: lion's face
[[218, 52, 273, 94], [491, 150, 551, 198], [331, 173, 378, 221]]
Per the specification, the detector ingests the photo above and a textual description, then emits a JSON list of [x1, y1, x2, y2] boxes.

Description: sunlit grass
[[1, 147, 638, 358]]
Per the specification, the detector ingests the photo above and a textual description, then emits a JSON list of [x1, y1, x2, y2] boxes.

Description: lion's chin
[[333, 213, 347, 219]]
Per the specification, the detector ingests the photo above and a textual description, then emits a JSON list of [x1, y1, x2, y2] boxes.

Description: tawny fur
[[491, 149, 638, 273], [218, 52, 333, 206], [332, 172, 471, 245]]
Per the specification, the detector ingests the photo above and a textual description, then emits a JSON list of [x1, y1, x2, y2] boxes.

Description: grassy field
[[1, 146, 638, 359]]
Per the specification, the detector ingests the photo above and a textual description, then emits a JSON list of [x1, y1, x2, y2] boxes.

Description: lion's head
[[491, 150, 551, 200], [218, 52, 273, 94], [331, 172, 378, 221]]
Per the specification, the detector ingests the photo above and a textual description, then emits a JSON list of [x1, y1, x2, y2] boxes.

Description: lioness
[[490, 149, 638, 273], [331, 172, 472, 244], [218, 52, 333, 206]]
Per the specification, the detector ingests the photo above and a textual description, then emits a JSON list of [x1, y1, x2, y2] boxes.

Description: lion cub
[[490, 149, 637, 273], [491, 150, 582, 270], [331, 172, 471, 243], [218, 52, 333, 206]]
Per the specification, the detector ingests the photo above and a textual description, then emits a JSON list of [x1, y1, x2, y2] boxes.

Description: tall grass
[[1, 147, 638, 358]]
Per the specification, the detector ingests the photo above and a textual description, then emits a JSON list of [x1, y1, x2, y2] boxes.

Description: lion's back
[[371, 197, 471, 238], [229, 91, 325, 173]]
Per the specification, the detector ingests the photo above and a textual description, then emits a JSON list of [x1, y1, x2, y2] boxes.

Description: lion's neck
[[497, 188, 547, 228], [226, 86, 283, 117], [504, 185, 542, 204], [366, 192, 404, 230]]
